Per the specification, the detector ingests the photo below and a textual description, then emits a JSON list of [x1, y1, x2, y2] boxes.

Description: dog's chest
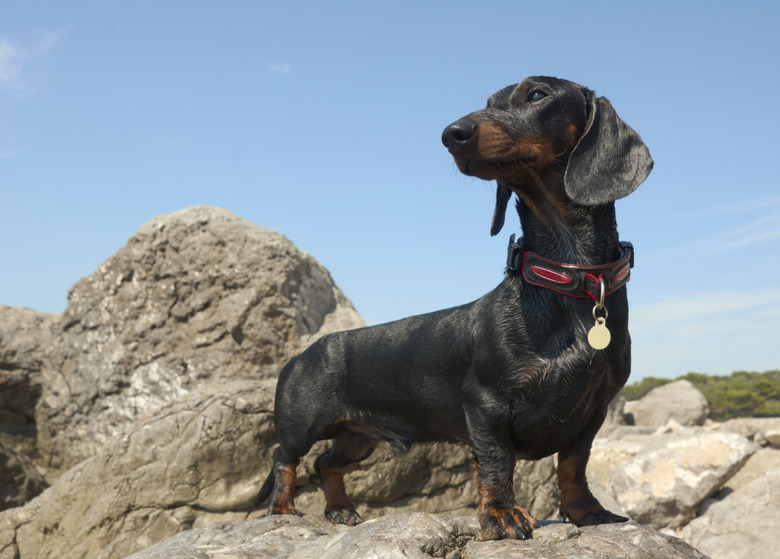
[[506, 349, 614, 459]]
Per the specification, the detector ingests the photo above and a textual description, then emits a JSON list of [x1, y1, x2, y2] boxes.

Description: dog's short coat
[[255, 76, 653, 540]]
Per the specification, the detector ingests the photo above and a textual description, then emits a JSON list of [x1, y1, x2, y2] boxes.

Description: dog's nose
[[441, 119, 477, 149]]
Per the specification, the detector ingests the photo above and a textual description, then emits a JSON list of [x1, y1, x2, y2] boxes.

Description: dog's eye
[[529, 91, 547, 103]]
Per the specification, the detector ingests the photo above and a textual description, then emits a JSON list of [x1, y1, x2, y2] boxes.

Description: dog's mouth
[[455, 154, 539, 181]]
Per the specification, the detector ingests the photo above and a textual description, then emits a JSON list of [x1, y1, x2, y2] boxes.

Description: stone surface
[[0, 376, 561, 559], [126, 513, 709, 559], [0, 443, 47, 512], [715, 447, 780, 494], [624, 380, 709, 428], [35, 206, 365, 474], [677, 469, 780, 559], [720, 417, 780, 447], [293, 443, 559, 524], [607, 430, 756, 529], [0, 380, 276, 559], [588, 438, 646, 491], [0, 305, 57, 459], [595, 391, 629, 438]]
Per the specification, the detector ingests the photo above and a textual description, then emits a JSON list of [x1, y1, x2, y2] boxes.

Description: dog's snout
[[442, 119, 477, 150]]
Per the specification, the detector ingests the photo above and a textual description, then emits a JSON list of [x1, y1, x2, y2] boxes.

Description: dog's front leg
[[467, 407, 539, 540], [557, 420, 629, 526]]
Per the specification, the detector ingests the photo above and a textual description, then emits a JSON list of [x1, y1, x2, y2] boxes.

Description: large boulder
[[624, 380, 709, 428], [0, 380, 276, 559], [35, 206, 365, 473], [677, 468, 780, 559], [0, 305, 57, 459], [126, 513, 709, 559], [607, 430, 756, 529], [0, 376, 561, 559]]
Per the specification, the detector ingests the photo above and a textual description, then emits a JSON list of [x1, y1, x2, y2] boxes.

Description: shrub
[[624, 370, 780, 420]]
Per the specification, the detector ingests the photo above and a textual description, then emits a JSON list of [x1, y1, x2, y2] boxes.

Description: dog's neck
[[515, 198, 622, 267]]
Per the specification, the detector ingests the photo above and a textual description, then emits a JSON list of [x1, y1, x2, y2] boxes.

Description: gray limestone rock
[[35, 206, 364, 473], [677, 468, 780, 559], [0, 305, 57, 460], [624, 380, 709, 428], [125, 513, 710, 559], [607, 430, 756, 529]]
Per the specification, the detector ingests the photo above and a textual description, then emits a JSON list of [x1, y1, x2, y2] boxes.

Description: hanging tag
[[588, 316, 611, 350]]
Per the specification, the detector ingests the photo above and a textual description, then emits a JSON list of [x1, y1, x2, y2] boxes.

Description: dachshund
[[255, 75, 653, 540]]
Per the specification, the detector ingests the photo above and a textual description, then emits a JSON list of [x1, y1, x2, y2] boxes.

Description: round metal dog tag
[[588, 317, 611, 350]]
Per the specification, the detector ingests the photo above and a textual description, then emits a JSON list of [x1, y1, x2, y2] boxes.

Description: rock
[[624, 380, 709, 428], [607, 430, 756, 529], [295, 443, 559, 523], [0, 305, 57, 459], [765, 429, 780, 446], [35, 206, 365, 473], [716, 447, 780, 494], [126, 513, 709, 559], [720, 417, 780, 447], [677, 469, 780, 559], [0, 375, 561, 559], [464, 521, 710, 559], [595, 391, 629, 438], [589, 438, 646, 491], [0, 380, 277, 559], [0, 443, 47, 512]]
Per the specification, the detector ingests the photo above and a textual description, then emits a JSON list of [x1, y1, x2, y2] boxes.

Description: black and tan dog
[[256, 76, 653, 540]]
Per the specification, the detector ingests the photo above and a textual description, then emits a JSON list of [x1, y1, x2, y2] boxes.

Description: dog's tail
[[253, 468, 275, 509]]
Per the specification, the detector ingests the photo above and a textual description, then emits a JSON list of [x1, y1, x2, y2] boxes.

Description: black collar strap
[[506, 235, 634, 300]]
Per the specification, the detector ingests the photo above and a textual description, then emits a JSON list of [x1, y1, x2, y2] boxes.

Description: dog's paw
[[577, 509, 629, 526], [325, 508, 364, 526], [479, 505, 540, 540], [269, 504, 304, 517], [561, 503, 628, 526]]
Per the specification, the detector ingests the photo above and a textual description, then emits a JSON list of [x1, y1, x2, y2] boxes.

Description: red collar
[[506, 235, 634, 301]]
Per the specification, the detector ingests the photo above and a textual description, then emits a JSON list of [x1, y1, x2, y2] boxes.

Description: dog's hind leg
[[267, 447, 303, 517], [314, 430, 380, 526]]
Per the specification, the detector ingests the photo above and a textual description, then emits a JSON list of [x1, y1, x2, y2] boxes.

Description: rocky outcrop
[[624, 380, 709, 427], [607, 430, 756, 529], [127, 513, 709, 559], [35, 206, 365, 474], [4, 206, 779, 559], [0, 380, 276, 559], [0, 444, 46, 512], [0, 305, 57, 459], [0, 379, 561, 559], [720, 417, 780, 447], [677, 469, 780, 559]]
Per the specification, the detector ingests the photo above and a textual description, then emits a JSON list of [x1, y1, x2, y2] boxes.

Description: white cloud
[[697, 194, 780, 216], [650, 208, 780, 260], [269, 62, 291, 75], [0, 29, 70, 97], [0, 147, 20, 159], [0, 39, 32, 96], [629, 287, 780, 380]]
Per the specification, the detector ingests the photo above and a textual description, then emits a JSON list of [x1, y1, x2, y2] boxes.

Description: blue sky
[[2, 1, 779, 382]]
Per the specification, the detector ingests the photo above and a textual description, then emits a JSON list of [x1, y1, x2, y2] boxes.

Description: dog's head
[[442, 76, 653, 235]]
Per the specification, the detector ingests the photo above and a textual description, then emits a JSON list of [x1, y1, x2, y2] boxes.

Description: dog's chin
[[457, 158, 527, 183]]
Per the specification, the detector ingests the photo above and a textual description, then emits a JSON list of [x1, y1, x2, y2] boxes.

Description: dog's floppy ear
[[564, 96, 653, 205], [490, 183, 512, 236]]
